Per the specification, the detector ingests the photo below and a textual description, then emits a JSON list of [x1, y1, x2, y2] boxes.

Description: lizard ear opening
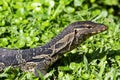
[[74, 29, 78, 35]]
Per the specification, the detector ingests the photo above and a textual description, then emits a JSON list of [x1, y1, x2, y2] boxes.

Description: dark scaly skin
[[0, 21, 108, 76]]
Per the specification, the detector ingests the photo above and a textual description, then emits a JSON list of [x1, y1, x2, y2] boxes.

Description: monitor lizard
[[0, 21, 108, 76]]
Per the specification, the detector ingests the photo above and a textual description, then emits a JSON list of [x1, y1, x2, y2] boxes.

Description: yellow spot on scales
[[92, 31, 96, 34]]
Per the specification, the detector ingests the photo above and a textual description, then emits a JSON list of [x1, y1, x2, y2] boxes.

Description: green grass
[[0, 0, 120, 80]]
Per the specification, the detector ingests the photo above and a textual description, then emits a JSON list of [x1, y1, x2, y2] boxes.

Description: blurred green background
[[0, 0, 120, 80]]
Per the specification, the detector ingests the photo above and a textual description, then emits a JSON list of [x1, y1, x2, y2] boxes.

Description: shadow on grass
[[49, 47, 120, 76]]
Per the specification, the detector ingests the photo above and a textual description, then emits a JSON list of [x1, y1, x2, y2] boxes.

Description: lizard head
[[74, 21, 108, 34], [73, 21, 108, 42]]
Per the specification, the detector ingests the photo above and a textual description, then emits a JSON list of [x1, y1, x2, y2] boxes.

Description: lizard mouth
[[92, 24, 108, 34], [81, 24, 108, 35]]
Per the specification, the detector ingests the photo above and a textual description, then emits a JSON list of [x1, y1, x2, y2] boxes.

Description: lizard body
[[0, 21, 107, 76]]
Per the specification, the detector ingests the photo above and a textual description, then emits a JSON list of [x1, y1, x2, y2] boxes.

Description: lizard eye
[[86, 26, 92, 29]]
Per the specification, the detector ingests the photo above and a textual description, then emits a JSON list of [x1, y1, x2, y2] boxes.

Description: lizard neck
[[27, 45, 53, 56], [22, 21, 79, 57]]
